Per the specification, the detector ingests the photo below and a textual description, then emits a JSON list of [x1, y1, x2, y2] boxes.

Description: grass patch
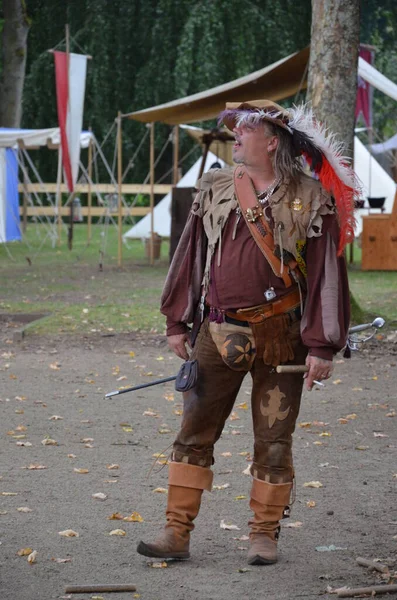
[[1, 225, 396, 335]]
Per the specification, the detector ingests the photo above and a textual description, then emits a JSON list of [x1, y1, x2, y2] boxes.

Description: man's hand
[[167, 333, 192, 361], [304, 355, 333, 391]]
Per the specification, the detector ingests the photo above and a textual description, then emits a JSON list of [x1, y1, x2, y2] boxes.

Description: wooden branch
[[356, 556, 389, 573], [65, 584, 136, 594], [337, 584, 397, 598]]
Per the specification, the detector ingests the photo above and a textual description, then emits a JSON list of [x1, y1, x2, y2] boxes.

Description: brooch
[[245, 206, 263, 223], [291, 198, 303, 211]]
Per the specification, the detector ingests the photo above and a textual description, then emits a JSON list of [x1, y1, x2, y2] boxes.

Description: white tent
[[0, 127, 93, 149], [123, 151, 224, 239], [354, 136, 396, 235]]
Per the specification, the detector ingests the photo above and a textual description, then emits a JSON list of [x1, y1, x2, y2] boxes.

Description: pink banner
[[54, 51, 74, 192], [356, 47, 374, 128]]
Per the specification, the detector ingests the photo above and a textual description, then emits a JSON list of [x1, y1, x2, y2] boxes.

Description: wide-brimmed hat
[[219, 99, 291, 133]]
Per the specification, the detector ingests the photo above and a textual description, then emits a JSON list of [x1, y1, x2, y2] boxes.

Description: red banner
[[54, 51, 74, 192], [356, 46, 374, 128]]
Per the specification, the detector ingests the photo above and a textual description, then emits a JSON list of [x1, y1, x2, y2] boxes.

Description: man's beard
[[233, 156, 244, 164]]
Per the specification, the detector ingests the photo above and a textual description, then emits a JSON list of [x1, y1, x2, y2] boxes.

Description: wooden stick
[[87, 128, 93, 244], [149, 122, 155, 265], [117, 111, 123, 267], [337, 584, 397, 598], [65, 584, 136, 594], [276, 365, 309, 373], [356, 556, 389, 573]]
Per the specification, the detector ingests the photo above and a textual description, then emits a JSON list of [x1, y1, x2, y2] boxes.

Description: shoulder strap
[[233, 166, 294, 288]]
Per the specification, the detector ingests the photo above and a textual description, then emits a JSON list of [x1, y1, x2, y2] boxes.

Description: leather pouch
[[174, 359, 198, 392]]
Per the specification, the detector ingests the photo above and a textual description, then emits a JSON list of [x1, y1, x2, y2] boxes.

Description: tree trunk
[[0, 0, 30, 127], [306, 0, 360, 156]]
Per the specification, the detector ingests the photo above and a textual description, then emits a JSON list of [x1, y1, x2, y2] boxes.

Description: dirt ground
[[1, 321, 397, 600]]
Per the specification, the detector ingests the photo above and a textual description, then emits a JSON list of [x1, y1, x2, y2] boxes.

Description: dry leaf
[[355, 445, 369, 451], [319, 432, 332, 437], [123, 512, 144, 522], [236, 401, 248, 410], [81, 438, 94, 443], [298, 422, 312, 428], [386, 410, 396, 417], [67, 454, 77, 459], [0, 510, 8, 515], [242, 464, 252, 475], [234, 495, 246, 500], [41, 438, 58, 446], [158, 427, 171, 434], [27, 550, 37, 564], [313, 441, 323, 446], [92, 493, 107, 501], [220, 519, 240, 531], [229, 412, 240, 421], [213, 483, 230, 490], [16, 441, 32, 447], [149, 561, 167, 568], [108, 512, 124, 520], [17, 507, 32, 513], [24, 464, 47, 470], [1, 492, 17, 496], [17, 547, 33, 556], [164, 393, 174, 401], [352, 387, 363, 391], [221, 452, 232, 457], [233, 535, 249, 541], [332, 379, 342, 385], [153, 488, 167, 494], [338, 418, 349, 424], [143, 409, 158, 417], [109, 529, 126, 536], [152, 453, 167, 458], [173, 409, 183, 416], [129, 351, 135, 358], [74, 468, 89, 474], [59, 529, 79, 537], [345, 413, 357, 420], [15, 425, 27, 432], [283, 521, 303, 528], [51, 557, 72, 563], [106, 464, 119, 470], [306, 500, 316, 508], [49, 362, 61, 370], [48, 415, 63, 420], [373, 432, 389, 438], [303, 481, 323, 488]]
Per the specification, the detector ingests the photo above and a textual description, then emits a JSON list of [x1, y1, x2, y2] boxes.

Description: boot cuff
[[250, 478, 292, 506], [169, 462, 213, 492]]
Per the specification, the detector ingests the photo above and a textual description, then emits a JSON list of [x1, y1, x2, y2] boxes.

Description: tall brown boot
[[136, 462, 213, 559], [247, 478, 292, 566]]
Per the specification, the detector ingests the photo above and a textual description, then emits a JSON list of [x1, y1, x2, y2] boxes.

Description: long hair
[[264, 122, 303, 195]]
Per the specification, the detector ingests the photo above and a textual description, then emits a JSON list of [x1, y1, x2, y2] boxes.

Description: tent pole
[[87, 128, 93, 244], [173, 125, 179, 185], [117, 111, 123, 267], [56, 146, 62, 246], [19, 147, 28, 233], [198, 141, 210, 180], [150, 122, 155, 265], [65, 24, 75, 251]]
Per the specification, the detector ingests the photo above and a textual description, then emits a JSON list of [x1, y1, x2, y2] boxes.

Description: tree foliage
[[18, 0, 397, 183]]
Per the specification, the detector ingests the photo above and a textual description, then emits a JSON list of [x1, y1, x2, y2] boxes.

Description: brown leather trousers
[[172, 318, 307, 483]]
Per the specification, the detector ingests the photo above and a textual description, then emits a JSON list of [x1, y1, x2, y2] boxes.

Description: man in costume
[[137, 100, 356, 565]]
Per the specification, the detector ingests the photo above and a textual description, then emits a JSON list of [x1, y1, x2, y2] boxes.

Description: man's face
[[232, 123, 270, 166]]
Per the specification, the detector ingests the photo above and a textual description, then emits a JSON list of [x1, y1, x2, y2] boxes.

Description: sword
[[105, 375, 177, 398]]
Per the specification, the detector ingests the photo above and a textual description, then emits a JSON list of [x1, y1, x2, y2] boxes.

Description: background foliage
[[3, 0, 397, 182]]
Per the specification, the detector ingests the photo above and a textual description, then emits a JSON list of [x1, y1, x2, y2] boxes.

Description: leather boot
[[137, 462, 213, 559], [247, 478, 292, 566]]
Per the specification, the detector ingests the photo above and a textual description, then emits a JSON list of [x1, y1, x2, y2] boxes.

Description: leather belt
[[225, 288, 302, 325]]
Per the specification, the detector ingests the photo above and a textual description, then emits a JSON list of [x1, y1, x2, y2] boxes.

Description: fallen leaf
[[315, 544, 347, 552], [106, 464, 119, 470], [108, 512, 124, 520], [81, 438, 94, 443], [319, 432, 332, 437], [303, 481, 323, 488], [229, 412, 240, 421], [92, 493, 107, 501], [149, 561, 167, 568], [152, 453, 167, 458], [51, 557, 72, 563], [231, 430, 241, 435], [49, 415, 63, 420], [74, 468, 89, 474], [352, 387, 363, 391], [221, 452, 232, 457], [17, 547, 33, 556], [355, 445, 369, 451], [123, 512, 144, 522], [24, 464, 47, 470], [345, 413, 357, 420], [338, 418, 349, 424], [313, 441, 323, 446], [16, 441, 32, 447], [49, 362, 61, 370], [233, 535, 250, 541], [173, 409, 183, 416], [242, 464, 252, 475], [158, 427, 172, 434], [220, 519, 240, 530], [153, 487, 167, 494], [298, 422, 312, 428], [1, 492, 17, 496], [374, 432, 389, 438], [234, 495, 246, 500], [283, 521, 303, 528], [67, 454, 77, 459], [236, 401, 248, 410], [238, 567, 251, 573], [109, 529, 126, 536], [306, 500, 316, 508], [143, 409, 158, 417], [58, 529, 79, 537], [213, 483, 230, 490], [41, 438, 58, 446], [156, 356, 164, 361], [15, 425, 27, 432], [0, 510, 8, 515], [164, 393, 174, 401], [17, 507, 33, 513], [27, 550, 37, 564], [122, 427, 133, 432], [332, 379, 342, 385], [386, 410, 396, 417]]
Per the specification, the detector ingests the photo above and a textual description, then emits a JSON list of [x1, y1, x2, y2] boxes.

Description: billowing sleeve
[[300, 214, 350, 360], [160, 188, 208, 336]]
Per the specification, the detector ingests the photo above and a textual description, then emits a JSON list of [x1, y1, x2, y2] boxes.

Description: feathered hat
[[218, 99, 359, 255]]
